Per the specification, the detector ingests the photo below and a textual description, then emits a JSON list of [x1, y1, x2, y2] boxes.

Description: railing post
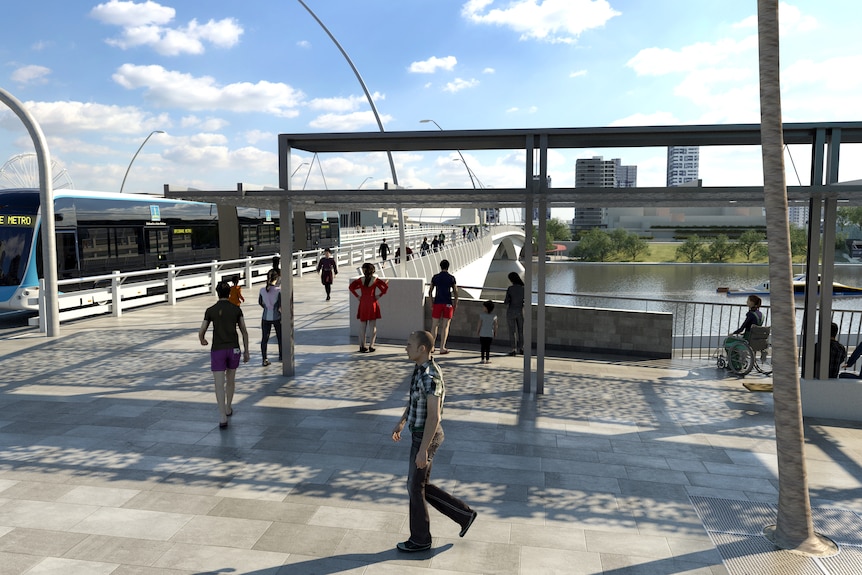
[[112, 270, 123, 317], [167, 265, 177, 305], [210, 260, 219, 295], [296, 251, 303, 277], [245, 257, 253, 287], [38, 278, 46, 333]]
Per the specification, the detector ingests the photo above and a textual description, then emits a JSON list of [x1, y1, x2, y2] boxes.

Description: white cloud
[[112, 64, 304, 116], [308, 93, 384, 112], [443, 78, 479, 93], [243, 129, 274, 145], [483, 67, 495, 74], [91, 0, 243, 56], [462, 0, 620, 44], [11, 65, 51, 85], [0, 100, 169, 135], [569, 69, 587, 78], [309, 111, 393, 131], [297, 40, 311, 49], [627, 36, 757, 76], [409, 56, 457, 74], [90, 0, 174, 27]]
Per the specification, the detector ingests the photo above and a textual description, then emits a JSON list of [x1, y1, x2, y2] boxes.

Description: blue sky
[[1, 1, 861, 219]]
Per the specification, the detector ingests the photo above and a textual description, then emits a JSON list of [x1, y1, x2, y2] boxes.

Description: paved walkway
[[0, 274, 861, 574]]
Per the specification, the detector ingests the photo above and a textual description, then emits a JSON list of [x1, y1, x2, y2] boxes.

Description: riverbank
[[556, 240, 813, 264]]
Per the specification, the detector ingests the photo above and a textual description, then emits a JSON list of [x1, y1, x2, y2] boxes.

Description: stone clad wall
[[424, 298, 672, 359]]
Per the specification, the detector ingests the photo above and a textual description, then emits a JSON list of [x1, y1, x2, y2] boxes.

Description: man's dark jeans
[[407, 429, 474, 545]]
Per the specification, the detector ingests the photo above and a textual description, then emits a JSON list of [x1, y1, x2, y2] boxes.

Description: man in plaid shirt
[[391, 330, 477, 552]]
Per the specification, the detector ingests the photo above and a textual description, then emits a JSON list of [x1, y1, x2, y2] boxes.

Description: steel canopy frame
[[165, 121, 862, 387]]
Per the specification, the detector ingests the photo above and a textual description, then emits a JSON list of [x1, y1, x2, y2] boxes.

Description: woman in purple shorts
[[199, 281, 250, 428]]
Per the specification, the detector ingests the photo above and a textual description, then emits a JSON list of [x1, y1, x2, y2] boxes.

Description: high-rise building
[[666, 146, 699, 186], [573, 157, 637, 230]]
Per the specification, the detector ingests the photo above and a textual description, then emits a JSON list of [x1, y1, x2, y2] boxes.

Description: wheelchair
[[716, 325, 772, 376]]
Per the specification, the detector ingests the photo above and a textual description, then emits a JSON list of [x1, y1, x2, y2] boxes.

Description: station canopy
[[165, 122, 862, 210]]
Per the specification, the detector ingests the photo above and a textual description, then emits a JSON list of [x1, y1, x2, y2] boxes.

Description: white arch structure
[[0, 88, 59, 336]]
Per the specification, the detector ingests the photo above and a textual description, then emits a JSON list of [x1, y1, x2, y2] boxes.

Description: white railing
[[33, 224, 522, 330]]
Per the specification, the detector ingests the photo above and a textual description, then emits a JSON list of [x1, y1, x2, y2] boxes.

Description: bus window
[[145, 228, 169, 261], [56, 230, 80, 279]]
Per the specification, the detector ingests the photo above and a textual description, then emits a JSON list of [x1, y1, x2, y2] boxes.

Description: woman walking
[[258, 277, 282, 366], [316, 248, 338, 301], [349, 263, 389, 352]]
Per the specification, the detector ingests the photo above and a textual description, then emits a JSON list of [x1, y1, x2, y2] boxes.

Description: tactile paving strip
[[692, 496, 862, 575]]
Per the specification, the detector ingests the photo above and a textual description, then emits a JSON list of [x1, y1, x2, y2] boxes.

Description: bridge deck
[[0, 273, 860, 574]]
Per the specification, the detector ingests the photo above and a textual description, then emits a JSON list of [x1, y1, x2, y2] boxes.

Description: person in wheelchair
[[731, 295, 764, 340]]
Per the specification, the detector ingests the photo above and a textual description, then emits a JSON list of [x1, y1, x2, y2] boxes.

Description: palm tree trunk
[[757, 0, 835, 554]]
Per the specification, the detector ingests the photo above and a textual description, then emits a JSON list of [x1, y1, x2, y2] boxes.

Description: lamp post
[[120, 130, 164, 194], [291, 162, 310, 178], [358, 176, 374, 189], [420, 119, 476, 189]]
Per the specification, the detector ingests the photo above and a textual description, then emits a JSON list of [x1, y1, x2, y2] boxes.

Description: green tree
[[546, 218, 572, 241], [675, 235, 704, 263], [757, 0, 833, 554], [575, 228, 613, 262], [737, 230, 768, 261], [705, 234, 737, 262], [837, 206, 862, 230], [789, 224, 808, 257], [618, 232, 650, 261]]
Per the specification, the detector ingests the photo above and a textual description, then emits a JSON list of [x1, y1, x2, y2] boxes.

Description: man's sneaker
[[396, 539, 432, 552], [460, 511, 478, 537]]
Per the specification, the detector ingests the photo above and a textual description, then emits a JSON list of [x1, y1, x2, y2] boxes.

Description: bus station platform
[[0, 273, 861, 574]]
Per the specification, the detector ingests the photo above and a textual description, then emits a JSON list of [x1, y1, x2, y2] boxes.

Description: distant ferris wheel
[[0, 153, 74, 190]]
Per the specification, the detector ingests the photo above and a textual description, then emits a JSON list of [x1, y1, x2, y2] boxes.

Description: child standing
[[476, 300, 497, 364], [228, 275, 245, 306]]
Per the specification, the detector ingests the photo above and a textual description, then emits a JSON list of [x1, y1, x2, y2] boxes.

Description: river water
[[536, 262, 862, 310]]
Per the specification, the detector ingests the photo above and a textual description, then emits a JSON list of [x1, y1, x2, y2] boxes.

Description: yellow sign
[[173, 228, 192, 234], [0, 214, 34, 226]]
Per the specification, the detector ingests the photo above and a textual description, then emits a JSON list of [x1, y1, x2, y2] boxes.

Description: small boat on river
[[723, 274, 862, 297]]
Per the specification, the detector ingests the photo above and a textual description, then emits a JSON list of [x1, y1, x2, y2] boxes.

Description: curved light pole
[[357, 176, 374, 189], [0, 88, 59, 336], [120, 130, 164, 194], [297, 0, 397, 187], [420, 119, 476, 189], [291, 162, 310, 178]]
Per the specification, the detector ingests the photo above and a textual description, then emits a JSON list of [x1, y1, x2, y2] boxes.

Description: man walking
[[379, 238, 390, 262], [429, 259, 458, 354], [391, 330, 477, 552], [199, 281, 250, 428]]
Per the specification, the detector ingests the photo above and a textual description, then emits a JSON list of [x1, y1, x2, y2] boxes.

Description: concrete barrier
[[422, 298, 673, 359], [800, 378, 862, 422], [348, 277, 425, 344]]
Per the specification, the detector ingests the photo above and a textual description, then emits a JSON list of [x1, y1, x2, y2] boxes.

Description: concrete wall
[[800, 378, 862, 422], [421, 298, 673, 359], [349, 277, 425, 343]]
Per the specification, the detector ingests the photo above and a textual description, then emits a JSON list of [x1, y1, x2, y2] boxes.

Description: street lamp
[[420, 119, 476, 189], [358, 176, 374, 189], [290, 162, 310, 178], [120, 130, 164, 194]]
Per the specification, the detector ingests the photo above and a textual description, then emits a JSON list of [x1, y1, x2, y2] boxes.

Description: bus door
[[55, 230, 80, 279], [145, 227, 170, 266]]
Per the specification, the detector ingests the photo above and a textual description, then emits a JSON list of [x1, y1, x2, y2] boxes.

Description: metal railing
[[473, 287, 862, 359]]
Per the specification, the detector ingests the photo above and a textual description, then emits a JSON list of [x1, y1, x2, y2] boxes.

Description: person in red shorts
[[199, 281, 250, 428], [429, 259, 458, 354], [349, 262, 389, 352]]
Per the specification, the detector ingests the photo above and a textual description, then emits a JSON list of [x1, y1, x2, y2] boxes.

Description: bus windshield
[[0, 224, 34, 286]]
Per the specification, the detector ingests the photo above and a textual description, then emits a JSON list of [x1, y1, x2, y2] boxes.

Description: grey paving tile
[[0, 527, 88, 557], [22, 556, 119, 574], [255, 521, 349, 556], [519, 545, 603, 575], [170, 515, 271, 548], [69, 507, 192, 541], [64, 534, 173, 566]]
